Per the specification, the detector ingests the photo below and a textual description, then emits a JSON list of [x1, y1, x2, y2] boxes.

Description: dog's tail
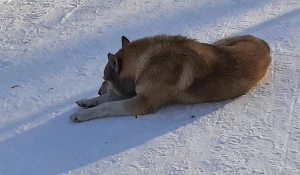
[[213, 35, 269, 51]]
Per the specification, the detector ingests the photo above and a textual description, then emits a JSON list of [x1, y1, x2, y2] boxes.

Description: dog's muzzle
[[98, 81, 108, 95]]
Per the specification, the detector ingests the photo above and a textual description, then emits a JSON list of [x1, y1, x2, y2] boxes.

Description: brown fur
[[99, 34, 271, 116]]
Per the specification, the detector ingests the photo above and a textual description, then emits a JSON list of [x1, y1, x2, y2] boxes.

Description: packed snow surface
[[0, 0, 300, 174]]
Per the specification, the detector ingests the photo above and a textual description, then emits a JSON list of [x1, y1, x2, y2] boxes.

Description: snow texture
[[0, 0, 300, 174]]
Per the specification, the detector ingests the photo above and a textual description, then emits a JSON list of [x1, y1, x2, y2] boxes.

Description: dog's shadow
[[0, 96, 230, 175]]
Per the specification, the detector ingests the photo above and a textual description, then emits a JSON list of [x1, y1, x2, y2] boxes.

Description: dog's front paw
[[69, 111, 92, 122], [75, 99, 95, 108]]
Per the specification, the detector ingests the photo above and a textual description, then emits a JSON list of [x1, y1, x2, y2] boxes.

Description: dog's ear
[[108, 53, 120, 73], [121, 36, 130, 47]]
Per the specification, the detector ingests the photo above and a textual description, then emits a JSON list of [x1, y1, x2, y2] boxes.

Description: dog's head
[[98, 36, 137, 97]]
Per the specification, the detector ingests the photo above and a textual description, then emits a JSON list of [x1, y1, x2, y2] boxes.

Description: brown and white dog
[[69, 34, 271, 122]]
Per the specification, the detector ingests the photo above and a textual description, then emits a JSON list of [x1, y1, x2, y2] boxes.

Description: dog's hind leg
[[75, 91, 129, 108]]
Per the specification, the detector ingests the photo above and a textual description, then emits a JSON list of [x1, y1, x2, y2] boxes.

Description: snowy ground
[[0, 0, 300, 174]]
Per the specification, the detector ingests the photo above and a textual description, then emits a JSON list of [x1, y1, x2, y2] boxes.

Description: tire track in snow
[[252, 0, 267, 25], [61, 4, 80, 24], [221, 18, 233, 38], [269, 13, 300, 171], [1, 0, 12, 4], [279, 73, 300, 173]]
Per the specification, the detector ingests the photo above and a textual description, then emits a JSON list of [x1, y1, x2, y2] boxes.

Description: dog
[[69, 34, 271, 122]]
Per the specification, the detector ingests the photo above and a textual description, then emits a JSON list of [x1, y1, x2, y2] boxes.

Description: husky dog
[[69, 34, 271, 122]]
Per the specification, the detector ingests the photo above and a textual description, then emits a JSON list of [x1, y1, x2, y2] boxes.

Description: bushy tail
[[213, 35, 269, 50]]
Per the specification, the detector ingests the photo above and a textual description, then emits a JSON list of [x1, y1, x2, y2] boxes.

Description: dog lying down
[[69, 34, 271, 122]]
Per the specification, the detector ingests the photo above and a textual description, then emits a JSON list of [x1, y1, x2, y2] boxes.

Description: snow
[[0, 0, 300, 174]]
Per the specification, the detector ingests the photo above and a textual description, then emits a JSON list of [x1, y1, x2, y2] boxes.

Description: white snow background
[[0, 0, 300, 174]]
